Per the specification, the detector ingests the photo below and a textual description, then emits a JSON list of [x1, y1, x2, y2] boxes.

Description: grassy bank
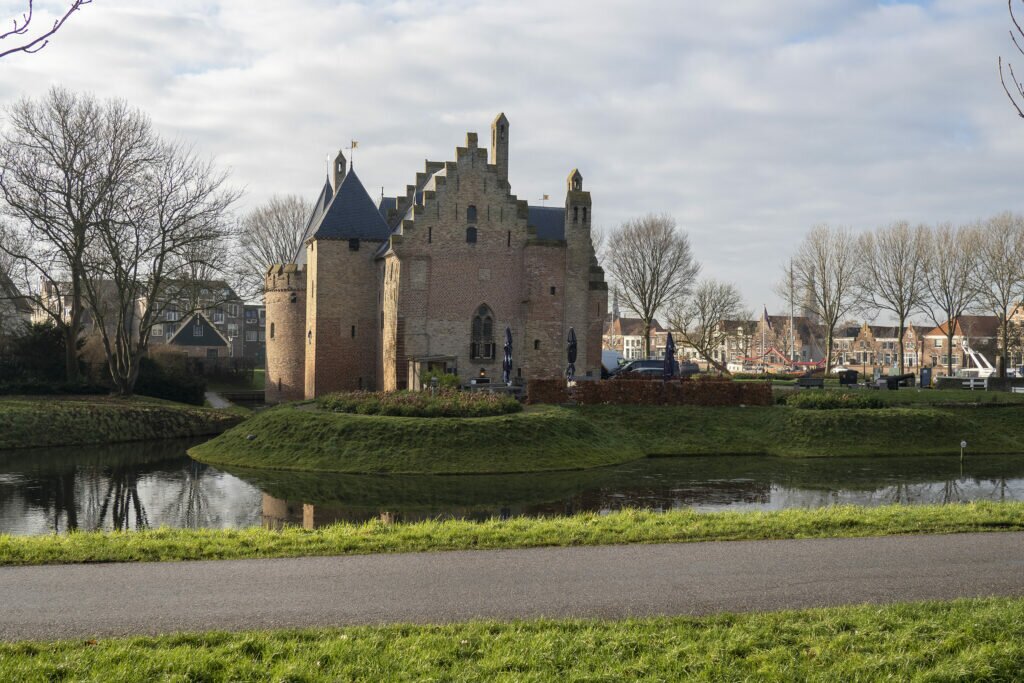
[[0, 396, 244, 450], [190, 402, 1024, 474], [2, 502, 1022, 566], [2, 597, 1023, 680]]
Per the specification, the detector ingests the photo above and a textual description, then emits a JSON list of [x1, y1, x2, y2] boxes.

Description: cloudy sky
[[1, 0, 1022, 312]]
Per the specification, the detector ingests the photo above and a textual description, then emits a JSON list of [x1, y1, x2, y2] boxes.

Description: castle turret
[[264, 263, 307, 404], [490, 113, 509, 187], [329, 150, 347, 194], [562, 168, 606, 377]]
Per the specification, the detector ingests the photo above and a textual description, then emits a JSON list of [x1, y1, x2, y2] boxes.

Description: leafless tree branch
[[0, 1, 91, 60]]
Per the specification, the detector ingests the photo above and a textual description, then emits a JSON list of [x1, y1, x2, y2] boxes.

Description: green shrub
[[419, 370, 462, 390], [784, 390, 885, 410], [319, 390, 522, 418], [134, 357, 206, 406]]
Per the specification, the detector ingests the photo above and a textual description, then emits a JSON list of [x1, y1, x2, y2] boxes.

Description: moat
[[2, 438, 1024, 535]]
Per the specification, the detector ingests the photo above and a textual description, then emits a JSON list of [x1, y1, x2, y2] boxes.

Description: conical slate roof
[[311, 169, 392, 242]]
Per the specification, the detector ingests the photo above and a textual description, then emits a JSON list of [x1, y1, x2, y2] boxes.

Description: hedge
[[784, 391, 886, 410], [528, 378, 772, 407], [319, 390, 522, 417]]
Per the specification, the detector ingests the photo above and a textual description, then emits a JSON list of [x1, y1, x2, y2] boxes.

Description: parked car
[[609, 359, 700, 378]]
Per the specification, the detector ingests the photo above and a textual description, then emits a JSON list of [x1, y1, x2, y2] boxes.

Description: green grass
[[2, 502, 1022, 566], [0, 396, 244, 450], [775, 386, 1024, 405], [3, 598, 1023, 681], [190, 402, 1024, 474]]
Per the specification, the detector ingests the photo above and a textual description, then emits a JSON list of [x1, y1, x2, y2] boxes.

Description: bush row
[[319, 390, 523, 418], [783, 390, 885, 410], [527, 378, 773, 407]]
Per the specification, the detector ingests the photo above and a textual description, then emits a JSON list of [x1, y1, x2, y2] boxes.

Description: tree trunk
[[1001, 322, 1010, 379], [643, 320, 652, 359], [824, 329, 834, 375], [897, 320, 906, 375], [946, 328, 955, 378]]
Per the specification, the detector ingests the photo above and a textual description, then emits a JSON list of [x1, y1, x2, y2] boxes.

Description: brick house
[[264, 113, 607, 402], [602, 314, 665, 361], [921, 315, 1000, 377], [242, 304, 266, 366]]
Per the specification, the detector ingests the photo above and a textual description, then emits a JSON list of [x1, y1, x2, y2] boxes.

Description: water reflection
[[2, 441, 1024, 536], [0, 440, 262, 535]]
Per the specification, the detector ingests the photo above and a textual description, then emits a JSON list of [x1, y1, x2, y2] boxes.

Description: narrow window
[[349, 238, 360, 251], [351, 325, 356, 338], [307, 330, 312, 345], [466, 227, 477, 244], [471, 305, 496, 360], [534, 339, 540, 350], [381, 310, 384, 331], [467, 205, 477, 223], [507, 230, 511, 247], [289, 293, 297, 304], [573, 207, 579, 223], [550, 286, 556, 296], [582, 207, 587, 223], [428, 226, 432, 243], [270, 323, 275, 339]]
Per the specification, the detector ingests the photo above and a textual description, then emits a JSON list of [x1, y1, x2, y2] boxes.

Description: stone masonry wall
[[305, 239, 381, 396], [264, 264, 307, 404]]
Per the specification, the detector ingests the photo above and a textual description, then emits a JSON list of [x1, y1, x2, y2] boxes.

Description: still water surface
[[2, 439, 1023, 535]]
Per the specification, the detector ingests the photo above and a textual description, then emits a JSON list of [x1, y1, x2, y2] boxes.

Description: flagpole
[[762, 305, 766, 372]]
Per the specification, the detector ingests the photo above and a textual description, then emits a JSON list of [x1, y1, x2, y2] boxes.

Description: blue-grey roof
[[378, 196, 397, 220], [294, 179, 334, 264], [528, 206, 565, 241], [311, 170, 392, 242]]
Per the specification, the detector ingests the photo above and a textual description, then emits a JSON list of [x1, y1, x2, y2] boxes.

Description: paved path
[[203, 391, 232, 409], [2, 532, 1023, 642]]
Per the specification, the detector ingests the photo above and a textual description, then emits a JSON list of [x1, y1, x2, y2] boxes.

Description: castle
[[264, 113, 608, 402]]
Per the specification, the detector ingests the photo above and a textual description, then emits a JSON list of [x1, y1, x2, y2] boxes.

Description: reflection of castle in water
[[260, 479, 775, 529]]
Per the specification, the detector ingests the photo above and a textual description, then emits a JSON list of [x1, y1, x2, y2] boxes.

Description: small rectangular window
[[550, 286, 556, 295], [428, 226, 432, 243], [193, 326, 203, 337], [534, 339, 540, 350], [349, 238, 360, 251], [351, 325, 356, 338]]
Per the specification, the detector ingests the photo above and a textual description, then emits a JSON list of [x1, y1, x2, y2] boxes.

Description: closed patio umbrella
[[502, 326, 513, 385], [664, 332, 676, 380], [566, 327, 577, 381]]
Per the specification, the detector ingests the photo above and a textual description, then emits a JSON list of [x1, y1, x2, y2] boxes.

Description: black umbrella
[[502, 326, 513, 385], [566, 327, 578, 381], [664, 332, 676, 380]]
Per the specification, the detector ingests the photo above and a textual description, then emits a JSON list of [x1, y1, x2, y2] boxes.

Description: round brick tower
[[264, 263, 307, 404]]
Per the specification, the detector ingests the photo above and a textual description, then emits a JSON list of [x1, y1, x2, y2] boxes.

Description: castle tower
[[264, 263, 308, 404], [562, 168, 606, 377], [490, 112, 509, 187]]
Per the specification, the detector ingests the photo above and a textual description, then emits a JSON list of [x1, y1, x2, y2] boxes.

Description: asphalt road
[[2, 532, 1023, 642]]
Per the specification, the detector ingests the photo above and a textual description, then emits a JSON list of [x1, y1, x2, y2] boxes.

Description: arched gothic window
[[466, 226, 478, 244], [467, 205, 477, 223], [471, 305, 495, 360]]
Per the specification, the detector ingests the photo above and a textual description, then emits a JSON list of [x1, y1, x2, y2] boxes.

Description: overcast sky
[[1, 0, 1022, 314]]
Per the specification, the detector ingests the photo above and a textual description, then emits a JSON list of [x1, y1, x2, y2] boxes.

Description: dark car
[[609, 359, 700, 378]]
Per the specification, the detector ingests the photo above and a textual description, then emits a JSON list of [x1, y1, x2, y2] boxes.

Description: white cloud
[[0, 0, 1021, 313]]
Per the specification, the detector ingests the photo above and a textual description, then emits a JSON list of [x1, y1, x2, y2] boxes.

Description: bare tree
[[668, 279, 744, 372], [970, 213, 1024, 378], [83, 138, 239, 395], [0, 87, 113, 381], [604, 214, 700, 358], [1000, 0, 1024, 119], [857, 221, 929, 374], [1, 1, 91, 59], [791, 225, 860, 374], [922, 222, 980, 378], [233, 195, 309, 299]]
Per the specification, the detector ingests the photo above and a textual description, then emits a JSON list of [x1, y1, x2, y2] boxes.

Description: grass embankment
[[2, 503, 1021, 566], [0, 396, 244, 450], [190, 401, 1024, 474], [2, 598, 1023, 680], [774, 386, 1024, 405]]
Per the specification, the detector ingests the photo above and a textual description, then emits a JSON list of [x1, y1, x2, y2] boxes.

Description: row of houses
[[0, 275, 267, 366], [603, 309, 1024, 377]]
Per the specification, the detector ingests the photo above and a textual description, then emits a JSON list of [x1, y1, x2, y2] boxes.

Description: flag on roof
[[763, 305, 772, 330]]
